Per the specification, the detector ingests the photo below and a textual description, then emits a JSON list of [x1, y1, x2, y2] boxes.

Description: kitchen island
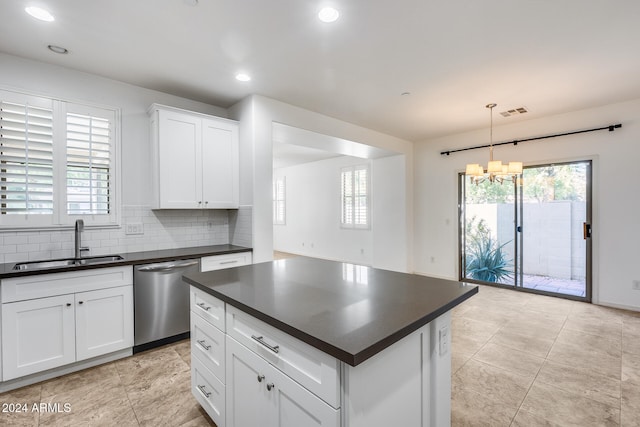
[[184, 256, 477, 427]]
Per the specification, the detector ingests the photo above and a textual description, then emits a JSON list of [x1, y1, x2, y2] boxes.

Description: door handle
[[583, 222, 592, 239]]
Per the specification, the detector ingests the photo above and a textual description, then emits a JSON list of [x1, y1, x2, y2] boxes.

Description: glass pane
[[520, 163, 588, 297], [462, 177, 516, 285]]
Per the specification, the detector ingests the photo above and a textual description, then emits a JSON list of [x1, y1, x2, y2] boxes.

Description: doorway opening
[[459, 160, 592, 301]]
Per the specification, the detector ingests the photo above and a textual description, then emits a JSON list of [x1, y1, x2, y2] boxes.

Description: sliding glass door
[[459, 160, 591, 301]]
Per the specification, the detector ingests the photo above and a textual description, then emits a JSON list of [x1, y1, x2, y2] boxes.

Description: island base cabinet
[[226, 336, 340, 427], [341, 312, 452, 427], [2, 295, 75, 380], [192, 354, 226, 427]]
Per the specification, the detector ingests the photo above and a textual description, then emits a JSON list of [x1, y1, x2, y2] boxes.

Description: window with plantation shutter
[[66, 110, 112, 215], [0, 89, 119, 229], [341, 164, 370, 229], [273, 176, 286, 225], [0, 98, 54, 217]]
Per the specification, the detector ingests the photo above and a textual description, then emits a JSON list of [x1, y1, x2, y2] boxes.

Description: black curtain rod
[[440, 123, 622, 156]]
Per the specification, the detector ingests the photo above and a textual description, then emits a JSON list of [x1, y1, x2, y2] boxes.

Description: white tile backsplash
[[0, 205, 252, 265]]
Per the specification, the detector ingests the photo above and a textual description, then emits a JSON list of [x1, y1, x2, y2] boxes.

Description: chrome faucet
[[74, 219, 89, 259]]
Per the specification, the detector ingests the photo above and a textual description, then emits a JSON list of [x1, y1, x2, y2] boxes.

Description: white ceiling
[[1, 0, 639, 142]]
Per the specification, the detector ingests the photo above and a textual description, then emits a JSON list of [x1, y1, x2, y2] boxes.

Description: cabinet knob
[[257, 374, 265, 383], [266, 383, 275, 391], [78, 301, 84, 305], [198, 201, 202, 205], [66, 303, 72, 307], [205, 201, 208, 205]]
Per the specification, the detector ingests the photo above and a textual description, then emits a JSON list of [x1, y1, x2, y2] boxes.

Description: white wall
[[414, 98, 640, 311], [372, 155, 408, 271], [229, 95, 414, 271], [273, 156, 374, 265], [0, 53, 245, 263]]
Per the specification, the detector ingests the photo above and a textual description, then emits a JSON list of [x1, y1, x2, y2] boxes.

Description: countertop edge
[[352, 285, 478, 365], [0, 245, 252, 279], [185, 278, 357, 364], [185, 275, 478, 367]]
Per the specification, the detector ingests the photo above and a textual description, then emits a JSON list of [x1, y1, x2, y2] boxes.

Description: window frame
[[0, 88, 121, 230], [340, 164, 371, 230]]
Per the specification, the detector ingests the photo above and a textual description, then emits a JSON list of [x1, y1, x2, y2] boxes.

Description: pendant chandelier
[[465, 103, 522, 184]]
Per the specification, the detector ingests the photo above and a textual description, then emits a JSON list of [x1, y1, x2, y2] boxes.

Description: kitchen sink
[[13, 255, 124, 271]]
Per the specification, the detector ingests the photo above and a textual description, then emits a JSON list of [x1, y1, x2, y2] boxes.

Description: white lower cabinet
[[75, 286, 134, 361], [1, 266, 134, 382], [192, 353, 226, 426], [226, 336, 339, 427], [190, 285, 340, 427], [1, 294, 76, 380]]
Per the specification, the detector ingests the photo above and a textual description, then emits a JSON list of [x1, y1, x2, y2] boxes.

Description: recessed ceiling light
[[48, 45, 68, 54], [318, 7, 340, 23], [235, 73, 251, 82], [25, 6, 55, 22], [401, 92, 411, 96]]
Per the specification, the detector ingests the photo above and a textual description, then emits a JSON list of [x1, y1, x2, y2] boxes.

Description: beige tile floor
[[452, 284, 640, 426], [1, 284, 639, 426], [0, 340, 216, 427]]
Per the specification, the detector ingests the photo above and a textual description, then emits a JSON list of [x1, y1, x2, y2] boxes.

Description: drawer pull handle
[[197, 340, 211, 350], [220, 260, 238, 265], [197, 385, 211, 398], [267, 383, 275, 391], [257, 374, 265, 383], [197, 302, 211, 311], [251, 335, 280, 354]]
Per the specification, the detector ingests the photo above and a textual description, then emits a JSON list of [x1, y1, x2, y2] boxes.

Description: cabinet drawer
[[201, 252, 252, 272], [190, 287, 225, 331], [1, 266, 133, 303], [226, 306, 340, 408], [191, 314, 225, 383], [191, 354, 225, 427]]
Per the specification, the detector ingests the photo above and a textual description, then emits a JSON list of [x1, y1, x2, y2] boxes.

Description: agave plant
[[465, 217, 513, 283]]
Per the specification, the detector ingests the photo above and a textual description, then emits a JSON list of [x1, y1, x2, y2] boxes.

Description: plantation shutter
[[66, 108, 113, 215], [273, 176, 286, 225], [341, 168, 353, 225], [341, 164, 370, 229], [0, 98, 54, 215], [353, 166, 368, 226]]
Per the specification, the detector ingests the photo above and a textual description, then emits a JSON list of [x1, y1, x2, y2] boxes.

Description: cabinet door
[[2, 295, 75, 380], [226, 336, 273, 427], [201, 118, 239, 208], [158, 109, 203, 208], [76, 286, 134, 361], [270, 359, 340, 427]]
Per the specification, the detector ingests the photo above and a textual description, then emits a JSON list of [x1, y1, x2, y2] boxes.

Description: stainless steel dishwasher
[[133, 258, 200, 353]]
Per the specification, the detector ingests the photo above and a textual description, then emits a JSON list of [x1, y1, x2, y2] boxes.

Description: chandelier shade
[[466, 103, 522, 184]]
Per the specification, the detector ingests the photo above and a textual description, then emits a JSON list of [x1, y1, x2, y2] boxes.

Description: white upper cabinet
[[149, 104, 239, 209]]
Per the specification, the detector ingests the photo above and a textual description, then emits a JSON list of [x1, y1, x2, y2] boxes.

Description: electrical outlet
[[438, 325, 449, 356], [633, 280, 640, 290], [125, 222, 144, 235]]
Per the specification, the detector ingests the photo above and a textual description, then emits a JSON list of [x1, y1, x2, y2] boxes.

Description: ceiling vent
[[499, 106, 528, 117]]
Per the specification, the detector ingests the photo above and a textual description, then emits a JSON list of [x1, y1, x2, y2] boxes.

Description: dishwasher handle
[[136, 260, 199, 272]]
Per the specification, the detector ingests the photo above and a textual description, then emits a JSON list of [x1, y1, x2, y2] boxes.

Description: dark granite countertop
[[0, 244, 252, 279], [184, 256, 477, 366]]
